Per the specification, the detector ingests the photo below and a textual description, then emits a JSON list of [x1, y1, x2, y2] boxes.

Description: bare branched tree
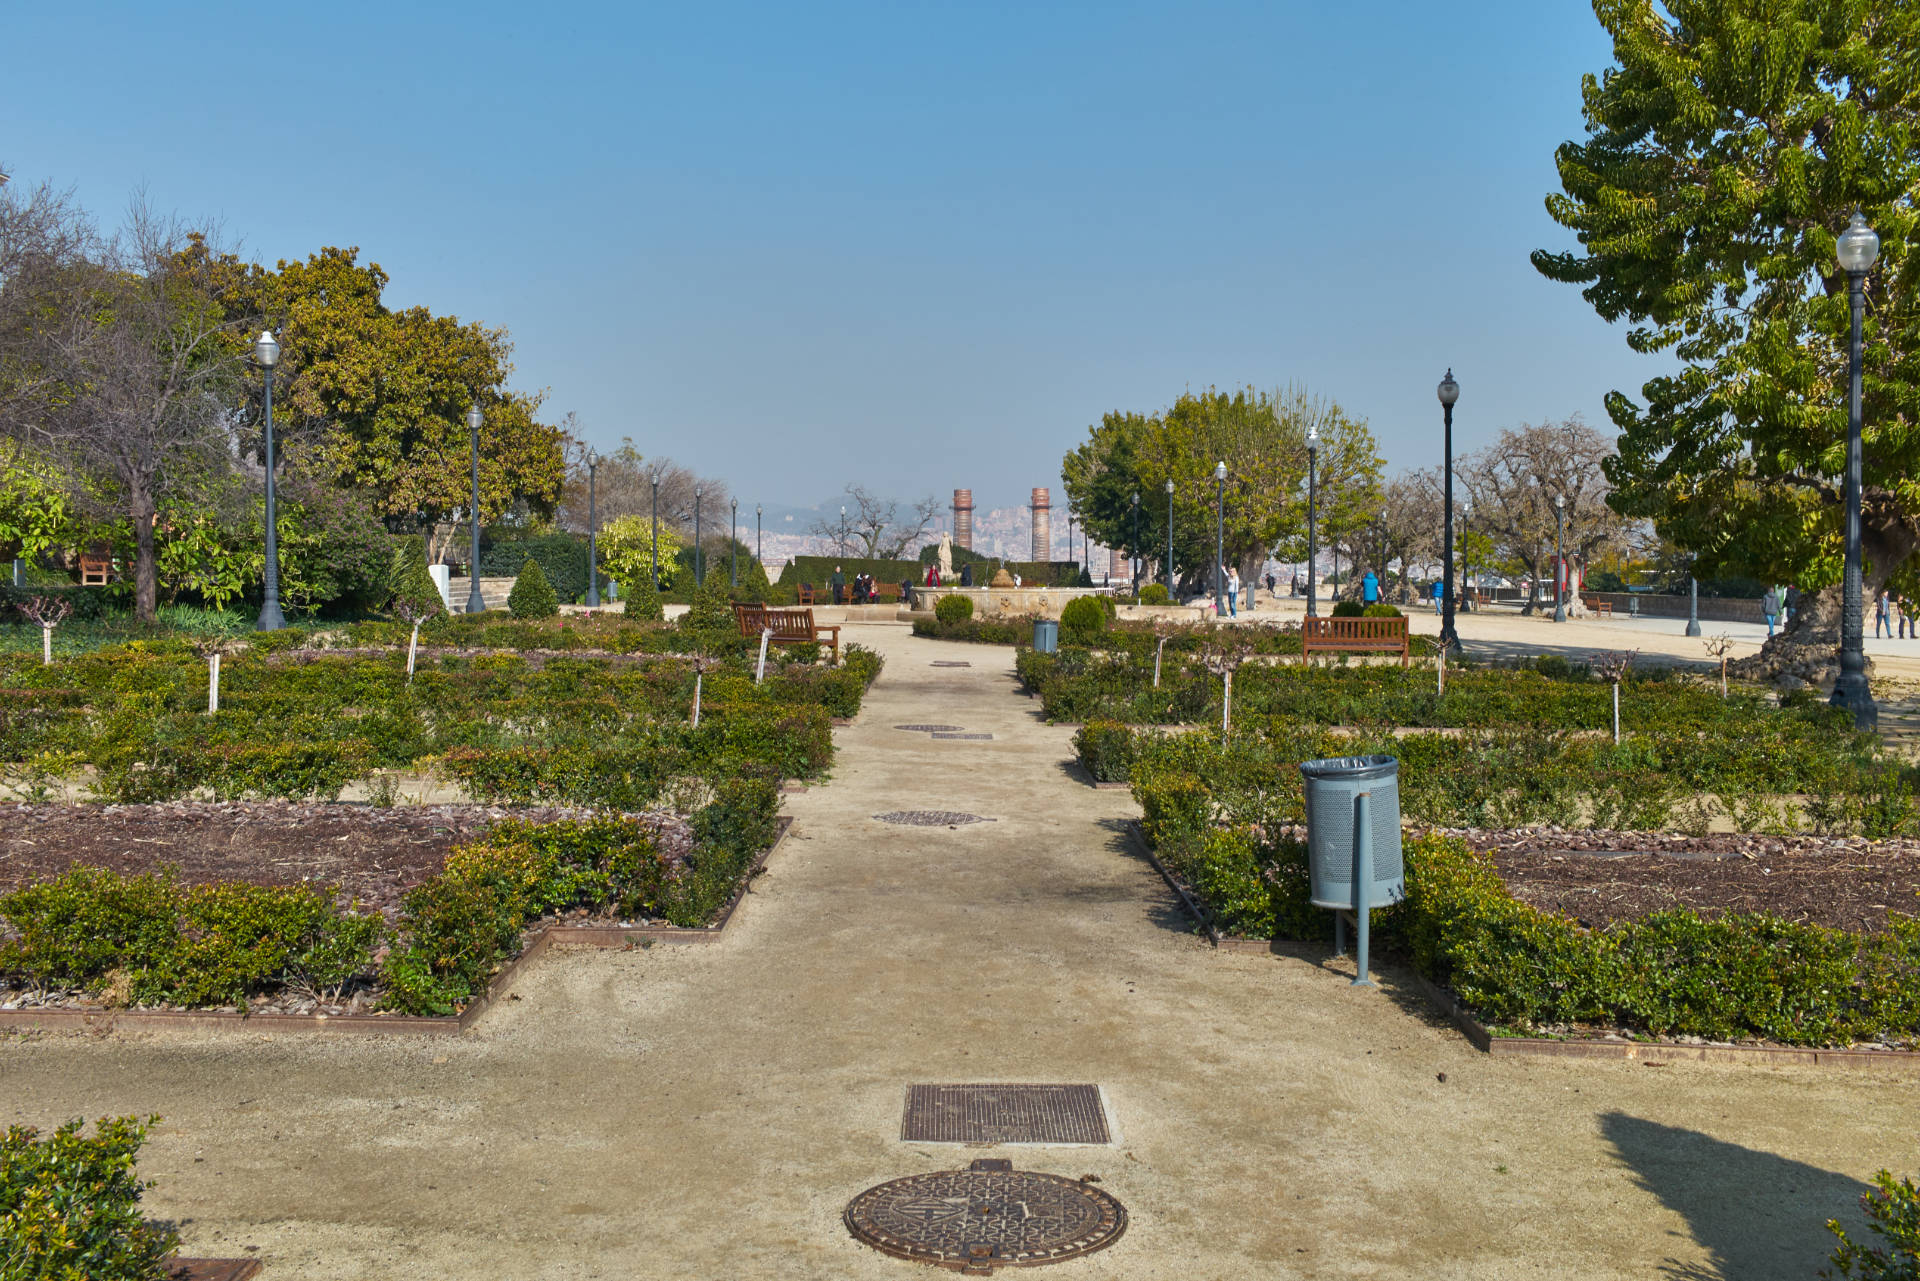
[[805, 484, 939, 559], [552, 434, 728, 541]]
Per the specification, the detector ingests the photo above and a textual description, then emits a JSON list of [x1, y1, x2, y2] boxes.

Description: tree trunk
[[1732, 520, 1914, 685], [131, 484, 157, 623]]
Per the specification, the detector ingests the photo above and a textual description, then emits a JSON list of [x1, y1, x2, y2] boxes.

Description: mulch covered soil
[[0, 801, 600, 920], [1439, 827, 1920, 933]]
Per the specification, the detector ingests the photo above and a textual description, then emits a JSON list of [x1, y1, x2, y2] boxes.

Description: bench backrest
[[764, 607, 817, 638], [1303, 616, 1409, 643]]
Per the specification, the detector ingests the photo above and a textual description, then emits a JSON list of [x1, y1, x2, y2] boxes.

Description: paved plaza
[[4, 620, 1914, 1279]]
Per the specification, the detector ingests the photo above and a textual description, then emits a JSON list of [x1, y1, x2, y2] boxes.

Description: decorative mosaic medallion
[[895, 724, 965, 733], [845, 1159, 1126, 1274], [873, 811, 996, 827]]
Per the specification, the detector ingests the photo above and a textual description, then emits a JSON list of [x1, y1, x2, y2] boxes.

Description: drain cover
[[845, 1160, 1126, 1274], [874, 811, 996, 826], [931, 661, 973, 667], [932, 732, 993, 740], [896, 724, 964, 732], [903, 1084, 1110, 1145]]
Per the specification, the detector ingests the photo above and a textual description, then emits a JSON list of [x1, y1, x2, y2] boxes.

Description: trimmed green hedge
[[1, 1116, 179, 1281]]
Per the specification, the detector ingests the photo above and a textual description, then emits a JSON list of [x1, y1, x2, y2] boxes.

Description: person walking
[[1362, 569, 1380, 605], [1877, 589, 1892, 639], [831, 565, 846, 605], [1265, 571, 1276, 599], [1431, 579, 1443, 613], [1762, 586, 1779, 637], [1226, 566, 1240, 617], [1901, 596, 1914, 640]]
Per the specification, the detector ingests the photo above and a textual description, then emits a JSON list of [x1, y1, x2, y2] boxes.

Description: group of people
[[827, 567, 888, 604], [1876, 590, 1917, 639]]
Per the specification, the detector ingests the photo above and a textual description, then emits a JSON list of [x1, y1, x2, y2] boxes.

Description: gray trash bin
[[1298, 754, 1404, 986], [1032, 619, 1058, 653]]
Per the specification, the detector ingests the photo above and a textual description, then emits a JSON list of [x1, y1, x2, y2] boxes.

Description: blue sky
[[2, 1, 1650, 518]]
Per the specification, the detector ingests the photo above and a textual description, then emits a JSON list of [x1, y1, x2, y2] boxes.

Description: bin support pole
[[1334, 906, 1346, 958], [1352, 790, 1375, 987]]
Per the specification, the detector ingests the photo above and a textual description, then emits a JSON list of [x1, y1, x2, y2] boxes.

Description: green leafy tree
[[597, 512, 681, 593], [0, 445, 72, 566], [506, 558, 558, 618], [1535, 0, 1920, 668]]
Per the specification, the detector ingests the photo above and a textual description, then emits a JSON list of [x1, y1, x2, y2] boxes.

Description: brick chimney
[[953, 489, 974, 551], [1031, 488, 1051, 563]]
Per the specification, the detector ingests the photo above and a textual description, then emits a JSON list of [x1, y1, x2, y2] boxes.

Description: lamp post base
[[466, 589, 486, 615], [255, 599, 285, 632], [1830, 671, 1878, 732]]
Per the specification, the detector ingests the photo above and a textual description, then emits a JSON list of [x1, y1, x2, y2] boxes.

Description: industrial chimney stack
[[952, 489, 974, 551], [1031, 489, 1051, 563]]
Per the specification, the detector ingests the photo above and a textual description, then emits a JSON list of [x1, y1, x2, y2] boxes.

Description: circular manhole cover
[[896, 724, 965, 732], [873, 811, 995, 827], [845, 1162, 1126, 1274]]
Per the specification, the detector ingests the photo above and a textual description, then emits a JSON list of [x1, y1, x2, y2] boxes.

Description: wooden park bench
[[871, 582, 901, 602], [796, 584, 817, 605], [734, 603, 841, 660], [1300, 616, 1410, 668], [1584, 597, 1613, 618], [79, 554, 112, 586]]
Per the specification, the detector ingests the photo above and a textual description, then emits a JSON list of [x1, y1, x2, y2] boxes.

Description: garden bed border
[[0, 819, 792, 1039], [1127, 821, 1920, 1070]]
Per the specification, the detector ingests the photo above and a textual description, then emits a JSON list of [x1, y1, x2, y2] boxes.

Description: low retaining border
[[0, 820, 793, 1039], [1127, 821, 1920, 1070]]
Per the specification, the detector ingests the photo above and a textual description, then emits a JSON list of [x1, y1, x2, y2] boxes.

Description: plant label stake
[[1154, 636, 1167, 688], [1437, 644, 1446, 697], [41, 625, 51, 666], [407, 623, 420, 681], [208, 652, 221, 714], [1612, 681, 1620, 743], [756, 627, 772, 683]]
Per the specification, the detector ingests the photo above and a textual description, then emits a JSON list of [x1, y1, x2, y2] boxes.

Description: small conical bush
[[508, 558, 559, 618]]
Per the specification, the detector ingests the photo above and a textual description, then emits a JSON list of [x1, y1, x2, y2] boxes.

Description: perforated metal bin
[[1298, 754, 1405, 910]]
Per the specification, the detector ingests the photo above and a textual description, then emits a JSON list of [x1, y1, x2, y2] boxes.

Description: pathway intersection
[[2, 624, 1913, 1279]]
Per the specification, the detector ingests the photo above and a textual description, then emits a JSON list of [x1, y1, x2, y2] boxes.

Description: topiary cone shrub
[[1139, 582, 1171, 606], [934, 594, 974, 625], [624, 581, 665, 620], [508, 559, 559, 619], [1059, 595, 1110, 645]]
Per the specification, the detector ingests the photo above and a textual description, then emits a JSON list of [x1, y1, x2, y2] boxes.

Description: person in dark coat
[[960, 563, 973, 587], [831, 566, 846, 604]]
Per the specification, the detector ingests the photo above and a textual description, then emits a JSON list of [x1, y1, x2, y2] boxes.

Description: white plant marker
[[208, 652, 221, 714], [756, 628, 771, 683], [41, 625, 52, 666], [692, 670, 703, 728], [1154, 635, 1169, 688], [1613, 681, 1621, 744], [407, 622, 421, 680]]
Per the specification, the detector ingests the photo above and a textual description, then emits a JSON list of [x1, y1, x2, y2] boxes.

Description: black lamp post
[[756, 504, 762, 569], [730, 498, 738, 588], [1833, 210, 1880, 730], [1306, 425, 1319, 617], [252, 331, 285, 631], [1553, 493, 1567, 623], [585, 450, 600, 607], [1164, 479, 1175, 597], [649, 471, 660, 595], [1130, 491, 1141, 592], [465, 402, 486, 614], [1437, 369, 1460, 651], [1213, 461, 1227, 615], [694, 489, 703, 583], [1686, 574, 1701, 637]]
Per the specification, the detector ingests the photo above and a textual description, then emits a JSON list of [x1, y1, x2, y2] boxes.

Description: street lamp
[[1686, 574, 1701, 637], [730, 498, 738, 588], [1130, 491, 1140, 592], [756, 503, 763, 569], [465, 402, 486, 614], [1213, 460, 1227, 615], [252, 331, 285, 631], [585, 449, 600, 607], [1437, 369, 1460, 651], [649, 470, 660, 596], [1306, 425, 1319, 617], [1164, 479, 1175, 598], [694, 488, 703, 583], [1553, 492, 1567, 623], [1833, 210, 1880, 729]]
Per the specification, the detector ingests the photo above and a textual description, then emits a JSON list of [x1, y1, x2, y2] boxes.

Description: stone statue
[[938, 532, 954, 578]]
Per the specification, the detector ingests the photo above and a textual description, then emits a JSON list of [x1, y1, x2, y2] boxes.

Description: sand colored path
[[3, 623, 1913, 1279]]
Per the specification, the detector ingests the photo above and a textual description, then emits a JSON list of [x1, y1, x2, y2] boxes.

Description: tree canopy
[[1535, 0, 1920, 646]]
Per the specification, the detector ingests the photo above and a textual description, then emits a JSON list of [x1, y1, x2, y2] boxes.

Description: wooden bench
[[796, 584, 817, 605], [734, 603, 841, 659], [1584, 597, 1613, 618], [79, 555, 112, 586], [872, 582, 901, 602], [1300, 616, 1410, 667]]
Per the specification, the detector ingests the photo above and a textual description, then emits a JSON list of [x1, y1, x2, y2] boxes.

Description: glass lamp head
[[1165, 479, 1174, 494], [1307, 425, 1319, 454], [465, 404, 483, 432], [1838, 211, 1881, 274], [1214, 461, 1227, 482], [253, 331, 279, 367], [1437, 369, 1460, 407]]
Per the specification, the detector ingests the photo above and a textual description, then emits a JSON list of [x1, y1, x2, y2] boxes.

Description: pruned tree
[[805, 484, 939, 559], [1195, 632, 1256, 735], [18, 594, 70, 665], [1458, 418, 1642, 615]]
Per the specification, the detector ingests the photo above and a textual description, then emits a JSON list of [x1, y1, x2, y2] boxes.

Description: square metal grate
[[931, 732, 993, 740], [902, 1084, 1111, 1145]]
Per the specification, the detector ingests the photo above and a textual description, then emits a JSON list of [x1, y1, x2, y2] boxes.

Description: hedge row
[[1, 1116, 179, 1281], [0, 786, 782, 1018]]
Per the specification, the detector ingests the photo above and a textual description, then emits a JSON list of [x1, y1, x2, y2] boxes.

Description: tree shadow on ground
[[1600, 1111, 1868, 1281], [1095, 816, 1211, 940]]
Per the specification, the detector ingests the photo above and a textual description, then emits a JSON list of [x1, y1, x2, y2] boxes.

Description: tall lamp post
[[1213, 461, 1227, 615], [649, 471, 660, 596], [1437, 369, 1461, 650], [465, 402, 486, 614], [730, 498, 739, 588], [252, 331, 285, 631], [1686, 574, 1701, 637], [1833, 210, 1880, 730], [1306, 425, 1319, 617], [1130, 491, 1141, 592], [756, 504, 762, 569], [585, 450, 601, 607], [1164, 479, 1175, 597], [1553, 493, 1567, 623], [694, 489, 703, 583]]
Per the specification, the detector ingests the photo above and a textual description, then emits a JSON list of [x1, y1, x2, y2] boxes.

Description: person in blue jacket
[[1362, 569, 1379, 605]]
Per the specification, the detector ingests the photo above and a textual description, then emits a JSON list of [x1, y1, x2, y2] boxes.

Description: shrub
[[1135, 770, 1212, 847], [0, 1115, 180, 1281], [386, 537, 444, 617], [1361, 602, 1402, 618], [1331, 600, 1365, 617], [481, 531, 603, 603], [624, 582, 664, 620], [1073, 719, 1136, 782], [1059, 596, 1110, 644], [507, 559, 559, 619], [1827, 1169, 1920, 1280], [1161, 826, 1273, 937], [1535, 653, 1572, 679], [935, 594, 974, 625], [1139, 583, 1170, 605], [677, 565, 734, 634]]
